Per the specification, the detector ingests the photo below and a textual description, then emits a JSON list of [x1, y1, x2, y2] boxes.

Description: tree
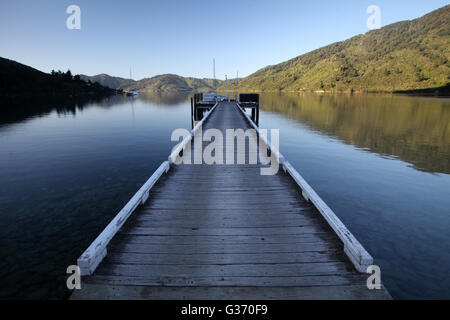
[[64, 70, 73, 81]]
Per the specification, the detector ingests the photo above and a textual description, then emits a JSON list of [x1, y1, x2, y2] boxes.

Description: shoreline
[[216, 84, 450, 97]]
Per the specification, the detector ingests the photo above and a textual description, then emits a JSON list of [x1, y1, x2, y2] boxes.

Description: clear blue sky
[[0, 0, 447, 80]]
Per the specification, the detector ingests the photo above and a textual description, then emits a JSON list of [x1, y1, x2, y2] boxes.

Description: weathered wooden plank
[[138, 207, 316, 215], [119, 226, 332, 236], [148, 189, 303, 197], [136, 210, 318, 219], [131, 221, 325, 230], [107, 241, 340, 255], [71, 283, 392, 300], [127, 215, 327, 229], [96, 262, 353, 278], [140, 203, 313, 211], [135, 213, 320, 223], [132, 215, 324, 228], [103, 251, 346, 265], [84, 274, 368, 287], [111, 233, 338, 245], [145, 198, 308, 207]]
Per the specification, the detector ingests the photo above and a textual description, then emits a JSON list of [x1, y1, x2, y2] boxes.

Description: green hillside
[[220, 5, 450, 93], [82, 73, 223, 92], [80, 74, 134, 90], [123, 74, 223, 92]]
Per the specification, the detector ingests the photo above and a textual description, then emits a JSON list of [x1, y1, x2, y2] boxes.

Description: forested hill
[[82, 73, 223, 92], [0, 57, 116, 98], [79, 74, 134, 90], [126, 74, 223, 92], [220, 5, 449, 93]]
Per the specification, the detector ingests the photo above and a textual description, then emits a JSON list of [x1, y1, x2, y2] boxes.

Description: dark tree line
[[51, 69, 83, 83]]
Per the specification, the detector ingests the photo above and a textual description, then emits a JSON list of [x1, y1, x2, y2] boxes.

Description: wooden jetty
[[72, 95, 390, 300]]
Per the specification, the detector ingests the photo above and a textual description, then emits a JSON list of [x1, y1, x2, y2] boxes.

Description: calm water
[[0, 92, 449, 299]]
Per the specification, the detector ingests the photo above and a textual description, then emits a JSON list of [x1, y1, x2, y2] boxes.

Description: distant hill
[[82, 73, 223, 92], [0, 57, 116, 98], [219, 5, 450, 93], [80, 74, 134, 90]]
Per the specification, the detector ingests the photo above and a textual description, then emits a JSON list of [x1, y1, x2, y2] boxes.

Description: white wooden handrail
[[78, 100, 219, 276], [77, 161, 170, 275], [236, 102, 373, 272]]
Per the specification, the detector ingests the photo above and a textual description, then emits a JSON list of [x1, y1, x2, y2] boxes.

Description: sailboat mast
[[225, 74, 227, 99], [129, 68, 132, 88]]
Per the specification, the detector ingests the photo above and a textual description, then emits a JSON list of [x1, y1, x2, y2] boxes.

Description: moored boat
[[126, 89, 138, 96]]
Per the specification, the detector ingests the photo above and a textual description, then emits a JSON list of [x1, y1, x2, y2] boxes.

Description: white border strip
[[236, 102, 373, 272], [78, 101, 219, 276]]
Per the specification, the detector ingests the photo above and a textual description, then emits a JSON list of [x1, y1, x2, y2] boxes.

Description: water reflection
[[0, 91, 449, 299], [0, 94, 191, 299], [0, 95, 126, 126], [138, 91, 190, 106], [0, 92, 192, 128], [260, 93, 450, 174]]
